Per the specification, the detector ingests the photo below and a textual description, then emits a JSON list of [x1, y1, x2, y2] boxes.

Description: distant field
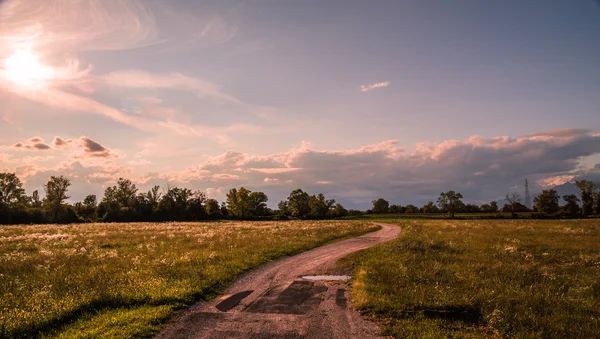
[[0, 220, 377, 338], [350, 212, 536, 219], [347, 219, 600, 338]]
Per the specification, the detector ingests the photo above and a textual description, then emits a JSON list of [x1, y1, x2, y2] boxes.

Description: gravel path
[[156, 223, 399, 339]]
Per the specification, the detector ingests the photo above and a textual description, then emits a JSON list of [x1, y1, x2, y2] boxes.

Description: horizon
[[1, 0, 600, 209]]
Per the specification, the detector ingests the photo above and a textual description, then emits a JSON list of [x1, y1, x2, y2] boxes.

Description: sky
[[1, 0, 600, 208]]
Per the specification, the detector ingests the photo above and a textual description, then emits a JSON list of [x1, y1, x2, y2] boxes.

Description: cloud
[[103, 70, 243, 104], [11, 137, 52, 151], [53, 136, 72, 147], [4, 128, 600, 208], [361, 81, 391, 92], [78, 137, 115, 158], [142, 128, 600, 208]]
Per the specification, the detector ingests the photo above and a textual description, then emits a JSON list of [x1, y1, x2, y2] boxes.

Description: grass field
[[346, 218, 600, 338], [0, 220, 377, 338]]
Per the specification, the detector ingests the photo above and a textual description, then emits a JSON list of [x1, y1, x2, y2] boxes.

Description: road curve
[[156, 223, 400, 339]]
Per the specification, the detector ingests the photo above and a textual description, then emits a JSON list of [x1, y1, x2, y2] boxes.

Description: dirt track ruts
[[156, 223, 399, 339]]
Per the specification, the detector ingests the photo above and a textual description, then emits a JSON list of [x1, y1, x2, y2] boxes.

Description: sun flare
[[3, 49, 54, 87]]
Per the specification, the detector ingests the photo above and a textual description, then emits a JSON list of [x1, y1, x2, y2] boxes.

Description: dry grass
[[0, 220, 377, 338]]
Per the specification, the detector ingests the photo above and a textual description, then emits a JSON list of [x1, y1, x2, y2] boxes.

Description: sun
[[3, 49, 54, 87]]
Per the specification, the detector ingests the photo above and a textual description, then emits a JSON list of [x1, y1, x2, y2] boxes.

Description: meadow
[[347, 218, 600, 338], [0, 220, 377, 338]]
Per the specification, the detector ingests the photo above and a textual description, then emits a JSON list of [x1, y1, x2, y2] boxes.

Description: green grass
[[0, 220, 377, 338], [346, 219, 600, 338]]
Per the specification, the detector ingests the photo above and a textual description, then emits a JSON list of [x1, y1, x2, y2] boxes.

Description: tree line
[[370, 180, 600, 218], [2, 172, 599, 224], [0, 173, 353, 224]]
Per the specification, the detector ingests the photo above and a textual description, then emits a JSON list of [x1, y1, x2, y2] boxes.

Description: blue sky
[[1, 0, 600, 208]]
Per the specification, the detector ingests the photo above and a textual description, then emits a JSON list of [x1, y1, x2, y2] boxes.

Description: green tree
[[277, 200, 289, 217], [562, 194, 580, 217], [534, 189, 560, 215], [575, 179, 596, 216], [309, 193, 335, 218], [43, 175, 71, 222], [437, 191, 464, 218], [489, 201, 499, 213], [371, 198, 390, 214], [287, 189, 311, 218], [389, 204, 401, 213], [249, 191, 269, 217], [0, 172, 26, 205], [226, 187, 252, 218], [332, 203, 348, 217]]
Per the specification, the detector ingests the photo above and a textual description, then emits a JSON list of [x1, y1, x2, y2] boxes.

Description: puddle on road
[[301, 275, 351, 281]]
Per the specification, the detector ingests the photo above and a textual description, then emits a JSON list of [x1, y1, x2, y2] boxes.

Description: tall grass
[[0, 220, 377, 338], [347, 219, 600, 338]]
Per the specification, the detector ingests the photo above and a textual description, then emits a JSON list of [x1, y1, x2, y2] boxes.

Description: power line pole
[[524, 178, 531, 210]]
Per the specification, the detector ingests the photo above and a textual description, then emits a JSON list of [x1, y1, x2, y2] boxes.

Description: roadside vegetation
[[347, 219, 600, 338], [0, 220, 377, 338]]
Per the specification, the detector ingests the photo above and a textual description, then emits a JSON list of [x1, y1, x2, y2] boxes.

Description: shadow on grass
[[389, 305, 483, 325], [3, 294, 206, 339]]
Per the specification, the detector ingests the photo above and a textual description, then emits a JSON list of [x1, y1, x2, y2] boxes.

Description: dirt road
[[156, 223, 399, 339]]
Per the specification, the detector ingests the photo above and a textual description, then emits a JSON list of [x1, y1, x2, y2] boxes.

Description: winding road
[[156, 223, 399, 339]]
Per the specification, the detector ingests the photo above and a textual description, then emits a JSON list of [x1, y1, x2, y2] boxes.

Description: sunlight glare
[[3, 49, 54, 87]]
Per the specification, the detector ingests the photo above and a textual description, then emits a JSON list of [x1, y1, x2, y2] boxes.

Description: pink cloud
[[103, 70, 243, 104], [361, 81, 391, 92]]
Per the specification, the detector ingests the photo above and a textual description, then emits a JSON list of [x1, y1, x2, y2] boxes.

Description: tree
[[332, 203, 348, 218], [505, 192, 521, 218], [226, 187, 250, 218], [534, 189, 560, 215], [277, 200, 289, 217], [83, 194, 97, 207], [226, 187, 269, 218], [489, 201, 499, 213], [0, 172, 26, 205], [249, 191, 269, 217], [145, 185, 161, 210], [287, 189, 311, 218], [371, 198, 390, 214], [575, 180, 597, 216], [115, 178, 138, 208], [437, 191, 464, 218], [562, 194, 581, 217], [77, 194, 98, 221], [309, 193, 335, 218], [594, 191, 600, 215], [43, 175, 71, 222], [405, 204, 418, 214], [480, 203, 491, 213], [31, 190, 42, 208], [204, 198, 223, 219], [389, 204, 401, 214], [462, 204, 480, 213], [422, 201, 438, 214]]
